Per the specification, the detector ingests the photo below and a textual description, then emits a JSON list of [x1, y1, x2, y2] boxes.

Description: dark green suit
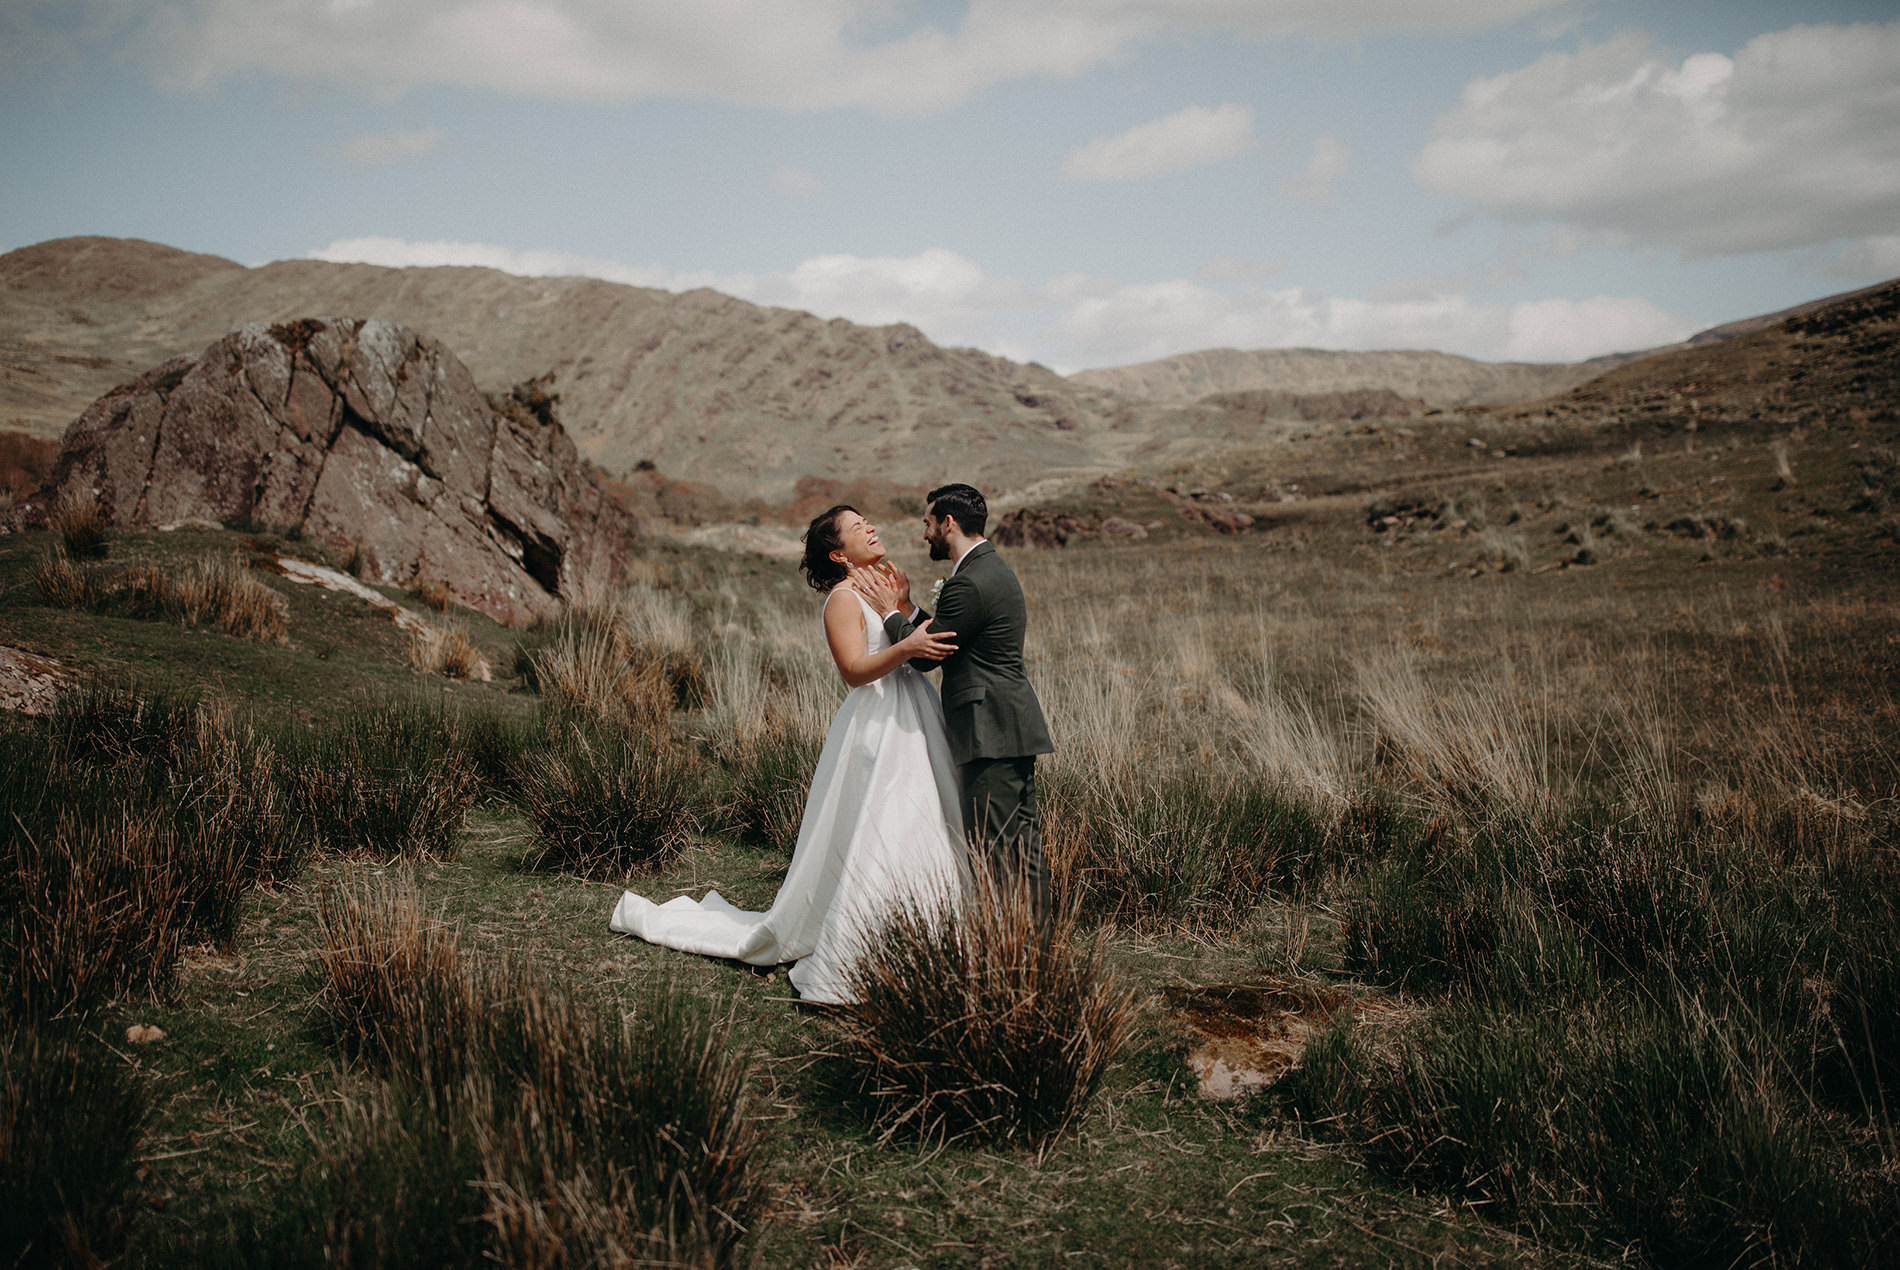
[[886, 541, 1053, 918]]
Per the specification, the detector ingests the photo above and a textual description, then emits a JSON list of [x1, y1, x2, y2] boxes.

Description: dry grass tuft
[[408, 622, 487, 680], [33, 546, 105, 609], [828, 862, 1135, 1146], [52, 487, 109, 559], [413, 575, 453, 612], [119, 553, 290, 643], [282, 702, 481, 860], [315, 874, 469, 1065]]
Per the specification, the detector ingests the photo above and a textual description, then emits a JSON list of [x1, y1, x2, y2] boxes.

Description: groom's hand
[[899, 618, 957, 662]]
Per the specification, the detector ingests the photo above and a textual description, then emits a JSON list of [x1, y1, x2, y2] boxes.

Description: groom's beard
[[927, 537, 951, 561]]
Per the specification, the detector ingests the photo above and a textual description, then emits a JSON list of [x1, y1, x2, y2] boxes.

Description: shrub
[[516, 724, 704, 876], [282, 702, 481, 860], [828, 863, 1135, 1145], [53, 487, 109, 559], [294, 876, 766, 1268], [0, 1025, 147, 1270]]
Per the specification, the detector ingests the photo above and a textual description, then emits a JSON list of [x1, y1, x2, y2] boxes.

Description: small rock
[[126, 1024, 166, 1044], [1101, 517, 1147, 538]]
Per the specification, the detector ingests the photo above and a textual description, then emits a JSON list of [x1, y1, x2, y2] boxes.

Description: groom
[[863, 483, 1054, 921]]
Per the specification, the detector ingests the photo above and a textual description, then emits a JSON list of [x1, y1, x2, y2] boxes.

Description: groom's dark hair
[[927, 483, 987, 536]]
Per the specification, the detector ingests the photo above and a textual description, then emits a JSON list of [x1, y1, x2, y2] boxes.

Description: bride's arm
[[824, 588, 957, 688]]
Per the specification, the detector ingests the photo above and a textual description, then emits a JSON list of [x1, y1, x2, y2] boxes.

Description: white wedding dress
[[610, 589, 967, 1004]]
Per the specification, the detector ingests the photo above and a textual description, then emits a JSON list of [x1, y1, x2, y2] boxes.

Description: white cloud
[[1281, 133, 1350, 208], [770, 164, 825, 199], [336, 125, 445, 164], [1504, 295, 1695, 362], [38, 0, 1561, 114], [308, 235, 1695, 369], [1061, 103, 1255, 181], [1052, 279, 1694, 366], [1413, 22, 1900, 256]]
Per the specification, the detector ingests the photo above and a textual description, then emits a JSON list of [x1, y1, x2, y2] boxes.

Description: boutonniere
[[928, 578, 945, 608]]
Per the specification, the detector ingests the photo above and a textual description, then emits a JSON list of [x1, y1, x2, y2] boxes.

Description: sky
[[3, 0, 1898, 373]]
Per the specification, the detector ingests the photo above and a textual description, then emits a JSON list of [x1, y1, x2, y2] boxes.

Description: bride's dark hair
[[800, 504, 857, 592]]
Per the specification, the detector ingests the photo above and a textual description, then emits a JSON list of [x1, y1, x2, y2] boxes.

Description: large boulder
[[19, 317, 634, 625]]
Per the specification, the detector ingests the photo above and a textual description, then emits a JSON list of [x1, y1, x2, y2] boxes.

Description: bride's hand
[[899, 617, 956, 662], [849, 561, 911, 614]]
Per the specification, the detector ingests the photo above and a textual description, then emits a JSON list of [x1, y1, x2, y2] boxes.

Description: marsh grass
[[0, 1024, 147, 1270], [516, 723, 705, 876], [295, 875, 767, 1268], [827, 862, 1135, 1146], [531, 585, 709, 731], [33, 545, 104, 608]]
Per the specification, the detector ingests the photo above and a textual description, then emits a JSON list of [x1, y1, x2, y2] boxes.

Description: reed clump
[[529, 587, 708, 732], [516, 723, 704, 876], [1, 683, 296, 1018], [36, 550, 290, 644], [829, 863, 1134, 1146], [119, 554, 290, 643], [32, 545, 105, 608], [281, 701, 481, 860]]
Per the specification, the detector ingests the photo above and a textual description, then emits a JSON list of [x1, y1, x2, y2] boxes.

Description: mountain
[[0, 237, 1145, 501]]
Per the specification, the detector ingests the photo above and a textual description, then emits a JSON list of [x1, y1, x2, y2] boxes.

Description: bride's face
[[829, 511, 886, 569]]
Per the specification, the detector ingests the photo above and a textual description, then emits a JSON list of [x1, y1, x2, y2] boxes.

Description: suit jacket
[[886, 541, 1053, 767]]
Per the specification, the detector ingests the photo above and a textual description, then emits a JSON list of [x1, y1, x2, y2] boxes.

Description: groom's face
[[923, 503, 952, 561]]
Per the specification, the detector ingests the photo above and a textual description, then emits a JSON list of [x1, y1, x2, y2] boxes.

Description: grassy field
[[3, 396, 1896, 1267]]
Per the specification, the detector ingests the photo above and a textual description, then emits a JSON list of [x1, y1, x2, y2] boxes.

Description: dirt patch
[[1163, 975, 1363, 1099]]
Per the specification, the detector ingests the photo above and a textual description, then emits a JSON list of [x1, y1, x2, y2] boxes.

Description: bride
[[609, 504, 965, 1005]]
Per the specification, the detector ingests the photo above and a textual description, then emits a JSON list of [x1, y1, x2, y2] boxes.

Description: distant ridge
[[1066, 346, 1604, 407], [1065, 277, 1900, 409]]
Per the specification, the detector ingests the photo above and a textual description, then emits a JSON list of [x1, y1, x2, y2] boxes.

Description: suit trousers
[[957, 755, 1049, 924]]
